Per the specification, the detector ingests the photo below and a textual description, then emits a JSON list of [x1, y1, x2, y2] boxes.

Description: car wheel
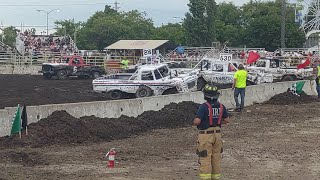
[[135, 86, 153, 98], [57, 70, 67, 80], [108, 90, 122, 100], [162, 88, 178, 95]]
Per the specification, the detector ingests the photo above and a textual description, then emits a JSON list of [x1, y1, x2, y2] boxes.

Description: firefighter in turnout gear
[[193, 84, 230, 180]]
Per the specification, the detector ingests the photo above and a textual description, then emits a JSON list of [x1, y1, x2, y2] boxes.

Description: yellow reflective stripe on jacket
[[317, 66, 320, 77], [199, 173, 221, 180], [199, 173, 212, 179], [212, 174, 221, 180]]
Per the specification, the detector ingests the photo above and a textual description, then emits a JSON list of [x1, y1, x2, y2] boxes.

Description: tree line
[[0, 0, 306, 52]]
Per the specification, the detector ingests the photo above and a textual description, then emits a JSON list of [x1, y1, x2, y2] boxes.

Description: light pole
[[36, 9, 59, 35]]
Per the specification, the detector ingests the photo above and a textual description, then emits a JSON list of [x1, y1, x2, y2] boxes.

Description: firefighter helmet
[[203, 84, 220, 100]]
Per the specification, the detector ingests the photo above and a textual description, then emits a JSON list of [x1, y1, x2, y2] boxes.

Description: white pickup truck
[[192, 59, 272, 90], [195, 59, 273, 90], [197, 60, 237, 89], [247, 59, 313, 81], [93, 64, 198, 99]]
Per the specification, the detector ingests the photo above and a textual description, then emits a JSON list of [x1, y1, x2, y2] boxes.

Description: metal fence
[[0, 50, 145, 71]]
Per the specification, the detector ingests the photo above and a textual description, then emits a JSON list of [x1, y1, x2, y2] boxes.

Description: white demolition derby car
[[92, 64, 198, 99]]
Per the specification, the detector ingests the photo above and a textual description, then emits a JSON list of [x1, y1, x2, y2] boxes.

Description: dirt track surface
[[1, 96, 320, 179], [0, 74, 232, 109], [0, 74, 108, 109]]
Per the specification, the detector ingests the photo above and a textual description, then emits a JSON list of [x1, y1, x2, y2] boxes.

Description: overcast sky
[[0, 0, 285, 34]]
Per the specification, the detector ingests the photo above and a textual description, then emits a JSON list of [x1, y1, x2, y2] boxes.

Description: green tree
[[184, 0, 217, 46], [77, 6, 155, 50], [54, 19, 83, 37], [1, 26, 19, 47], [241, 1, 305, 51], [215, 2, 244, 47], [152, 23, 186, 45]]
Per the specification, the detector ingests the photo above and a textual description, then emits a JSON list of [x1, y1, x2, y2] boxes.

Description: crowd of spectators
[[16, 30, 76, 57]]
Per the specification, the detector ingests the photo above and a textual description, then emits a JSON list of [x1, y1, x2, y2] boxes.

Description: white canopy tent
[[105, 40, 169, 50]]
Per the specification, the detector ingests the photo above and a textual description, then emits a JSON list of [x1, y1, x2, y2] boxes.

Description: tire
[[108, 90, 122, 100], [43, 74, 52, 80], [92, 71, 100, 79], [197, 78, 206, 91], [162, 88, 178, 95], [57, 70, 67, 80], [282, 75, 295, 82], [135, 86, 153, 98]]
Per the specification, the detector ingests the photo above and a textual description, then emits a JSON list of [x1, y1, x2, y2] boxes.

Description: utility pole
[[281, 0, 287, 49], [36, 9, 60, 35], [114, 1, 120, 11]]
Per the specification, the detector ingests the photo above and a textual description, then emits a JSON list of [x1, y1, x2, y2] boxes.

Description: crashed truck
[[193, 55, 273, 90], [92, 63, 198, 99], [247, 58, 314, 82]]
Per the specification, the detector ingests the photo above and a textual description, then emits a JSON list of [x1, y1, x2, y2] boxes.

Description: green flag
[[10, 105, 21, 136], [290, 81, 305, 95], [296, 81, 305, 94]]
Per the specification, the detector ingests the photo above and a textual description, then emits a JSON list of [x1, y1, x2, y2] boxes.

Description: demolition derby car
[[39, 55, 105, 80], [92, 64, 198, 99]]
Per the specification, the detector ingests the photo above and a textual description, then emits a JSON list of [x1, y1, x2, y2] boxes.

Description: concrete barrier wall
[[0, 80, 317, 137], [0, 65, 41, 75]]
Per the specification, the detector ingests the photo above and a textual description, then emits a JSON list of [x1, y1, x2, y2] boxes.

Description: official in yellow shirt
[[232, 64, 248, 111], [120, 59, 130, 69]]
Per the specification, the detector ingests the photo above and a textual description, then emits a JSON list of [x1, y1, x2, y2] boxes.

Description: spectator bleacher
[[16, 30, 78, 58]]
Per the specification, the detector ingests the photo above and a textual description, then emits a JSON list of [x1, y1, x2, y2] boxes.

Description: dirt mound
[[266, 92, 318, 105], [0, 102, 199, 148]]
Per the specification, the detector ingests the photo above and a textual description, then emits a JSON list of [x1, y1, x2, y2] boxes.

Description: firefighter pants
[[197, 127, 222, 180]]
